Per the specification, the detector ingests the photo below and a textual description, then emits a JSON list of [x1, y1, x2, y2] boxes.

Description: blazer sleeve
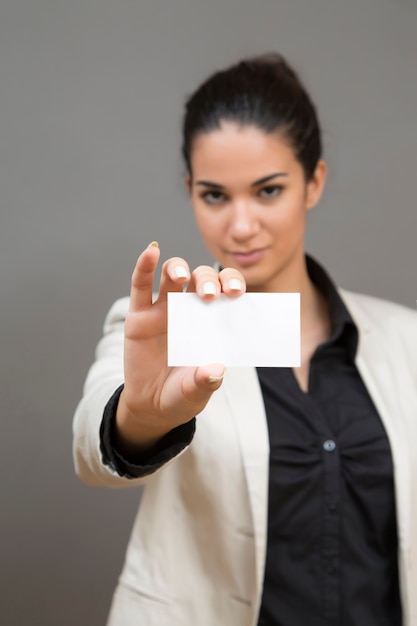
[[72, 297, 193, 488]]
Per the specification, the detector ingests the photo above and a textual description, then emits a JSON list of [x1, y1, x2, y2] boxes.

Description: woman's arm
[[72, 243, 245, 488]]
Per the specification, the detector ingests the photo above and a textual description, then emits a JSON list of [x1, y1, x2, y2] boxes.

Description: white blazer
[[73, 289, 417, 626]]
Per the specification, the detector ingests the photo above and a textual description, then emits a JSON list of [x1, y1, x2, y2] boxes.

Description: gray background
[[1, 1, 416, 624]]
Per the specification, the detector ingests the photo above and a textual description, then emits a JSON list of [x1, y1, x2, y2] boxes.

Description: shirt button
[[328, 502, 338, 512], [323, 440, 336, 452]]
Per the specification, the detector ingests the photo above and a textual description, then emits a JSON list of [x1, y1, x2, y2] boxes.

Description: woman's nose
[[229, 201, 260, 241]]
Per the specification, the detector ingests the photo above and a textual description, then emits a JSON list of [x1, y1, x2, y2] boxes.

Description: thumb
[[196, 363, 226, 389], [181, 363, 226, 406]]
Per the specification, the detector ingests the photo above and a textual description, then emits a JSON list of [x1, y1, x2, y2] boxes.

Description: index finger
[[128, 242, 161, 312]]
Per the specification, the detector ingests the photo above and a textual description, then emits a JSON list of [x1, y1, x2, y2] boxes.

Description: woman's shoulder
[[339, 288, 417, 335], [103, 296, 130, 334]]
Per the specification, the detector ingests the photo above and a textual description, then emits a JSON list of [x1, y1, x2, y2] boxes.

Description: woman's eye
[[259, 185, 283, 199], [201, 190, 226, 205]]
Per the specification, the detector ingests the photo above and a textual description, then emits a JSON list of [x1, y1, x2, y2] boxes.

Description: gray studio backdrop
[[1, 1, 416, 624]]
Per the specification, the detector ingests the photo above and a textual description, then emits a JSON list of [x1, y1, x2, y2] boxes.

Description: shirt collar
[[306, 254, 358, 361]]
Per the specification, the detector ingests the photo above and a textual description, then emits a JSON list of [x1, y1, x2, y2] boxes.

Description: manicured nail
[[174, 265, 189, 279], [228, 278, 243, 291], [147, 241, 159, 248], [202, 281, 217, 296], [207, 372, 225, 383]]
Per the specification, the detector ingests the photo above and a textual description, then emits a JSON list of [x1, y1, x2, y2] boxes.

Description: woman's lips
[[229, 248, 266, 267]]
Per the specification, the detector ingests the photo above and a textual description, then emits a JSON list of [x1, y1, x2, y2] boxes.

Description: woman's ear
[[184, 174, 192, 194], [306, 159, 327, 210]]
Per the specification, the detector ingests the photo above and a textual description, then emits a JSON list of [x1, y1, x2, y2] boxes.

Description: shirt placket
[[321, 434, 341, 623]]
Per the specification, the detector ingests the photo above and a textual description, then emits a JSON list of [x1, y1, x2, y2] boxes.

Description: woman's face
[[187, 122, 326, 292]]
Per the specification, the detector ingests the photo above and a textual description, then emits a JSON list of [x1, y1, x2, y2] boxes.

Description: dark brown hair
[[182, 53, 322, 180]]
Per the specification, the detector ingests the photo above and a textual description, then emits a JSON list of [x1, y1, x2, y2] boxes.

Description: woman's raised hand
[[115, 243, 245, 451]]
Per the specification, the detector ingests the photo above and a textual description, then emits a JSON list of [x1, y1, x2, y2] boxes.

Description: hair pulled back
[[182, 53, 322, 181]]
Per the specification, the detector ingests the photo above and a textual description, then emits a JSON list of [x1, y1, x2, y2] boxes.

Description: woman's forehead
[[190, 122, 298, 181]]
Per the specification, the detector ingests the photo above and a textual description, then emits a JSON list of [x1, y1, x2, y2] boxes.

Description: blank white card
[[167, 292, 300, 367]]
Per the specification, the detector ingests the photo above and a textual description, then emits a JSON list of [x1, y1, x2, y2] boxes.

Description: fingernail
[[174, 265, 189, 279], [228, 278, 243, 291], [202, 281, 217, 296], [207, 372, 225, 383], [147, 241, 159, 248]]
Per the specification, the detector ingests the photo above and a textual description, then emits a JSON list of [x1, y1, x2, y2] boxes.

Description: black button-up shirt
[[257, 257, 402, 625]]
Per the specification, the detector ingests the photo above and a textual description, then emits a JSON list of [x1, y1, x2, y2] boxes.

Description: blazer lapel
[[223, 366, 270, 598], [341, 290, 413, 552]]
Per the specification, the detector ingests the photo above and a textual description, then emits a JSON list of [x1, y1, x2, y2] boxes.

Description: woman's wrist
[[114, 390, 175, 454]]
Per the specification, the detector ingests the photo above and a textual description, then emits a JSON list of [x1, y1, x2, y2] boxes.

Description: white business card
[[167, 292, 300, 367]]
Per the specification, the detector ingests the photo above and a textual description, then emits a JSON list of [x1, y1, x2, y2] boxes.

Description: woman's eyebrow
[[195, 180, 225, 189], [251, 172, 288, 187]]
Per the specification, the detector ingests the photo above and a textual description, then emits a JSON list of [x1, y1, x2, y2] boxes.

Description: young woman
[[73, 54, 417, 626]]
